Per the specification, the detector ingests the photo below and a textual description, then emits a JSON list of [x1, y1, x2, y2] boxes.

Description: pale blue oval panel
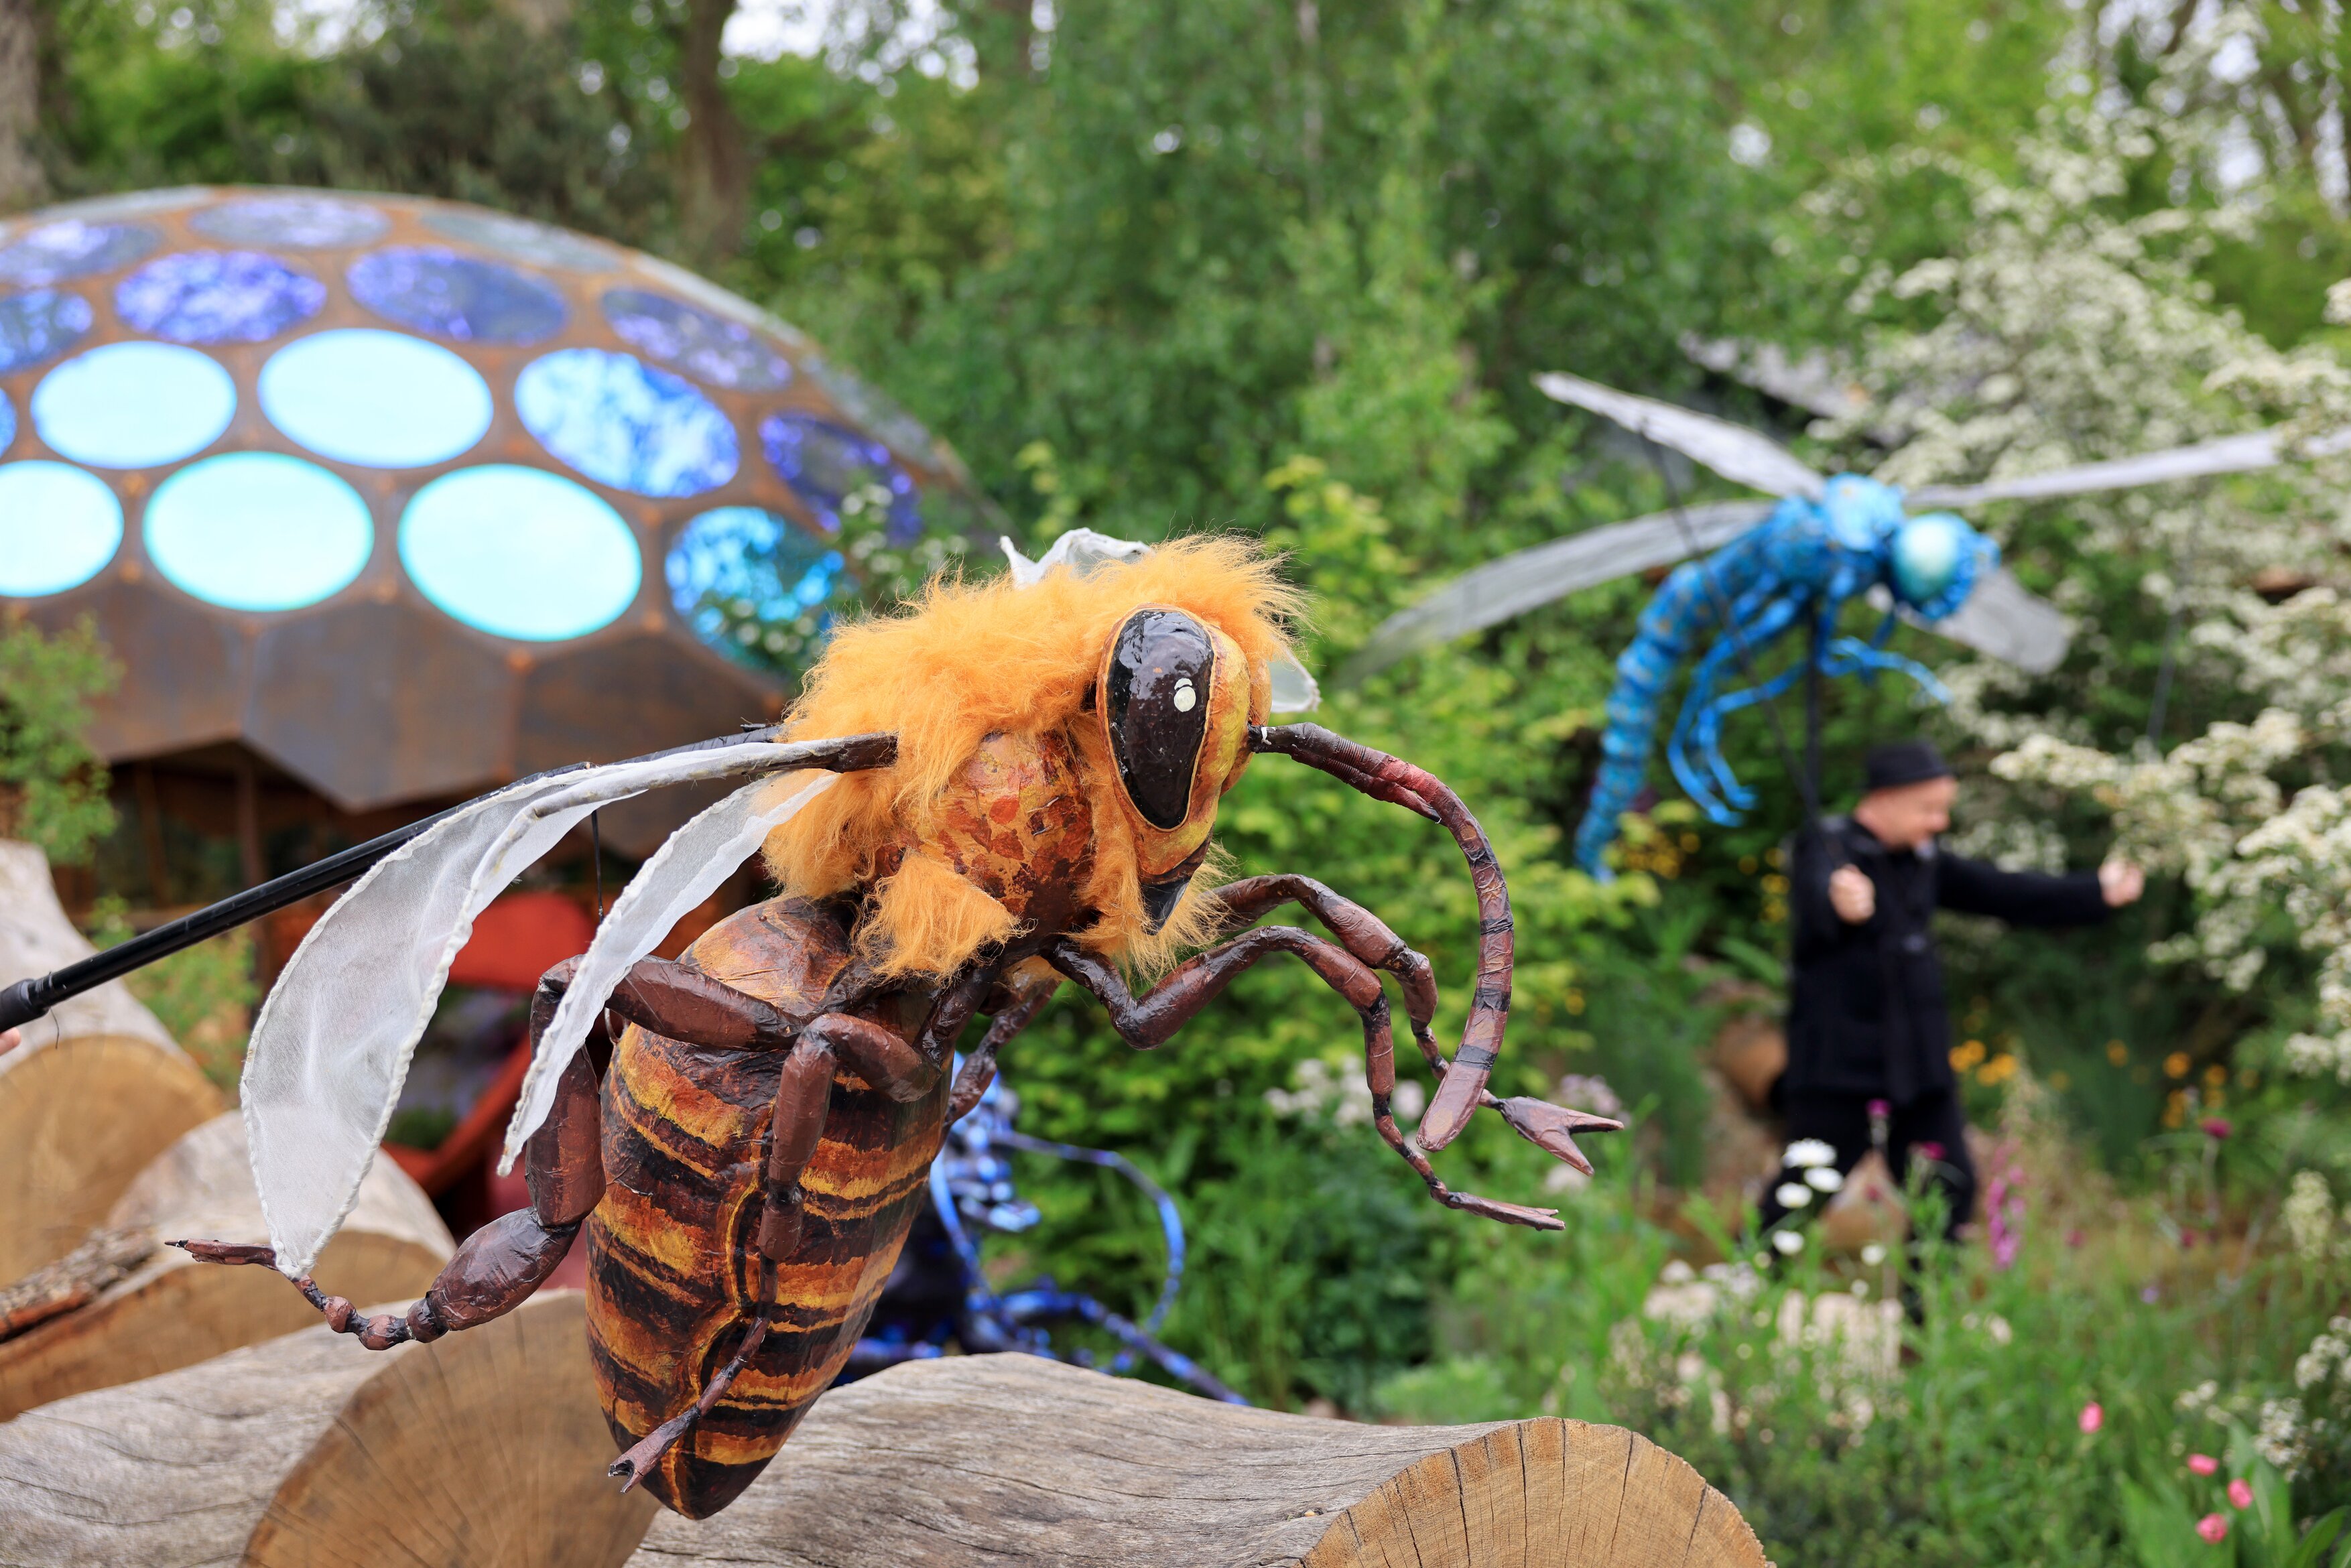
[[0, 461, 123, 595], [400, 466, 641, 641], [34, 342, 236, 468], [145, 454, 373, 612], [259, 329, 493, 468]]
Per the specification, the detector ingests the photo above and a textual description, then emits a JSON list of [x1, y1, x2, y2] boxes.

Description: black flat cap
[[1864, 740, 1953, 792]]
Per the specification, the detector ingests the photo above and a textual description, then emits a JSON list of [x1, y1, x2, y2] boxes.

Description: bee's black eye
[[1106, 608, 1212, 830]]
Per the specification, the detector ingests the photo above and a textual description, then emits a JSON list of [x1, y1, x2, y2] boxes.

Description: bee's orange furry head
[[761, 535, 1303, 978]]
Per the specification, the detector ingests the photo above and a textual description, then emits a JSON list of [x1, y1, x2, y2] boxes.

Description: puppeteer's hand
[[2100, 859, 2145, 908], [1828, 865, 1876, 924]]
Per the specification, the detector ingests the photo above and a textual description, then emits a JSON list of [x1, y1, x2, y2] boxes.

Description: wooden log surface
[[629, 1355, 1771, 1568], [0, 1309, 1764, 1568], [0, 1112, 452, 1420], [0, 838, 222, 1283], [0, 1289, 657, 1568]]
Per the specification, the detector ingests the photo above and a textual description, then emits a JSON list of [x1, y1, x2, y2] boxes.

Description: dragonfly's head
[[1818, 474, 1909, 551], [1887, 511, 1998, 620]]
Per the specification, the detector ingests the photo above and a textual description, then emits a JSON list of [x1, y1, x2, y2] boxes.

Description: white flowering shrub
[[1799, 78, 2351, 1073]]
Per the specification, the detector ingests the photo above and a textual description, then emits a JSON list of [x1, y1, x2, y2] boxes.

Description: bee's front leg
[[1044, 933, 1564, 1232]]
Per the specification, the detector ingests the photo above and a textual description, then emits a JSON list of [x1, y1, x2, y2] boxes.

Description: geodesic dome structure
[[0, 186, 982, 852]]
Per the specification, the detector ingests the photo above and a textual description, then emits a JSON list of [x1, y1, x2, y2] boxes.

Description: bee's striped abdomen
[[584, 899, 947, 1520]]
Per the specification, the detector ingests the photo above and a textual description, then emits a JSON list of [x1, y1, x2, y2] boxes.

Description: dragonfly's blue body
[[1573, 475, 1995, 876]]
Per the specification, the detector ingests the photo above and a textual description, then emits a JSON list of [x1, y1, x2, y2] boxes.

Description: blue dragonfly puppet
[[1342, 370, 2342, 877]]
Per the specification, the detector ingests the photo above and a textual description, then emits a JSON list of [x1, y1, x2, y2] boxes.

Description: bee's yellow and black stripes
[[584, 900, 946, 1520]]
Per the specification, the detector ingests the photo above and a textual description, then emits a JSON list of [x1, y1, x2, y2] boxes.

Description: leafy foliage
[[0, 614, 118, 863]]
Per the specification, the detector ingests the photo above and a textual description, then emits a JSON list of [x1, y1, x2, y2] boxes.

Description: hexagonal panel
[[246, 602, 520, 811]]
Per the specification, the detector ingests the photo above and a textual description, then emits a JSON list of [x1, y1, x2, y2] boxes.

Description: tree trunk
[[627, 1355, 1770, 1567], [675, 0, 747, 263], [0, 1289, 658, 1568], [0, 0, 45, 212], [0, 1111, 452, 1420]]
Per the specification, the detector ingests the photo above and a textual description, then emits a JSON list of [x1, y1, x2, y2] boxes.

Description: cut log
[[0, 1289, 657, 1568], [627, 1355, 1771, 1567], [0, 1031, 223, 1282], [0, 1111, 452, 1419], [0, 838, 220, 1281]]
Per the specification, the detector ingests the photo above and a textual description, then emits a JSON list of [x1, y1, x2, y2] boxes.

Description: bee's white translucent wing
[[503, 768, 838, 1168], [1338, 501, 1773, 686], [241, 739, 812, 1277], [1534, 371, 1826, 501]]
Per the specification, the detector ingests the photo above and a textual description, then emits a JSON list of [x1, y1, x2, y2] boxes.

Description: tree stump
[[0, 1289, 657, 1568], [0, 840, 221, 1282], [629, 1355, 1770, 1567], [0, 1112, 452, 1419]]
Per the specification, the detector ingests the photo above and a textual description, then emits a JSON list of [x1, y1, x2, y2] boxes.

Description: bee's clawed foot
[[168, 1238, 277, 1267], [1492, 1096, 1625, 1176], [1444, 1190, 1566, 1231]]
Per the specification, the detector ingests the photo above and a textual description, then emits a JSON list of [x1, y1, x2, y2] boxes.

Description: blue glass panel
[[0, 462, 122, 596], [191, 195, 389, 248], [0, 221, 157, 285], [34, 342, 236, 468], [759, 412, 921, 542], [802, 352, 936, 459], [400, 466, 642, 641], [601, 289, 791, 392], [666, 507, 843, 672], [422, 209, 617, 271], [347, 248, 566, 343], [145, 454, 373, 612], [116, 251, 326, 344], [515, 348, 737, 497], [0, 389, 11, 450], [260, 330, 493, 468], [0, 289, 93, 374]]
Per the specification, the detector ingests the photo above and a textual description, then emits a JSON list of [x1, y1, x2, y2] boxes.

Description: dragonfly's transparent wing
[[1907, 432, 2288, 508], [1875, 568, 2070, 673], [1336, 501, 1774, 686], [1534, 371, 1826, 501]]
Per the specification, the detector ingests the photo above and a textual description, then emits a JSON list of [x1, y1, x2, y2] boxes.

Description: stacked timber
[[0, 1111, 451, 1419], [0, 1317, 1768, 1567], [0, 839, 222, 1280]]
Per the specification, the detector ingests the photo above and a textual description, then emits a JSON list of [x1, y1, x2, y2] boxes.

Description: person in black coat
[[1756, 740, 2143, 1249]]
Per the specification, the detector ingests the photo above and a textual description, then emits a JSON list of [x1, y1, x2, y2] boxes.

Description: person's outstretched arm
[[1937, 851, 2141, 925]]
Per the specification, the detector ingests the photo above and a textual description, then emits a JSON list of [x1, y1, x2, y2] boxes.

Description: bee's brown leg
[[1205, 876, 1621, 1173], [1209, 876, 1442, 1068], [609, 1260, 775, 1492], [1044, 934, 1564, 1231], [949, 963, 1062, 1124], [171, 996, 611, 1349]]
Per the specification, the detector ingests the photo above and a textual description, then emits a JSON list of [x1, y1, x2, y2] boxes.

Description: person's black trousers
[[1755, 1088, 1977, 1243]]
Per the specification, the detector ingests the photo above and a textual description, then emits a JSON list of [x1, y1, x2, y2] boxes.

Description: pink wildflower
[[2228, 1478, 2253, 1510], [2197, 1514, 2229, 1544], [2187, 1454, 2219, 1476], [1867, 1099, 1891, 1119], [1917, 1140, 1946, 1162], [2079, 1402, 2104, 1434], [2202, 1118, 2232, 1140]]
